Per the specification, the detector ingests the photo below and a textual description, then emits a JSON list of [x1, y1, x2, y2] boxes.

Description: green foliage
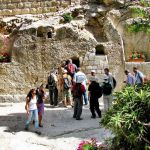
[[128, 22, 150, 34], [131, 7, 149, 18], [140, 0, 150, 7], [101, 84, 150, 150], [62, 13, 73, 23], [129, 6, 150, 35]]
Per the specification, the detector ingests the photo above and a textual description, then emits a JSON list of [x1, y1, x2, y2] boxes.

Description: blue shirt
[[127, 73, 135, 85], [135, 71, 144, 84]]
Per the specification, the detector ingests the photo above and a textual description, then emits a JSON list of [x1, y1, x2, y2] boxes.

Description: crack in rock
[[51, 127, 100, 138]]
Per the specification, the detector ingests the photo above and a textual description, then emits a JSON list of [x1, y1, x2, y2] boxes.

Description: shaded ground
[[0, 102, 111, 150]]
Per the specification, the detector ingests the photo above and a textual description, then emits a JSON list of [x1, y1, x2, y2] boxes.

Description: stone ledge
[[0, 94, 26, 103]]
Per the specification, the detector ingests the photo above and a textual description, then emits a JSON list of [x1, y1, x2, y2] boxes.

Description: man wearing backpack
[[47, 70, 58, 106], [66, 59, 77, 78], [104, 68, 116, 89], [102, 76, 113, 112], [88, 78, 102, 118], [62, 69, 72, 107], [103, 68, 116, 112]]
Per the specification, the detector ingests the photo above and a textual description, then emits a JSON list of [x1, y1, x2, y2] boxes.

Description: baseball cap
[[91, 70, 96, 73]]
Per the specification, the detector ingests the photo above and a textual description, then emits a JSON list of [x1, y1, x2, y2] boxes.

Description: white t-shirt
[[29, 96, 37, 110], [73, 71, 87, 88]]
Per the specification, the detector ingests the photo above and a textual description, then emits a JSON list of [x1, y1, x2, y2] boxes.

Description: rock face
[[0, 1, 150, 102]]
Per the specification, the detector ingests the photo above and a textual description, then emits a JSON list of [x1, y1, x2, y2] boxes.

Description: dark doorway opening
[[71, 57, 80, 67], [47, 32, 52, 38], [95, 45, 105, 55]]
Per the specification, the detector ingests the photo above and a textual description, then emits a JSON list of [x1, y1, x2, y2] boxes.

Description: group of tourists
[[124, 67, 146, 86], [24, 59, 146, 132]]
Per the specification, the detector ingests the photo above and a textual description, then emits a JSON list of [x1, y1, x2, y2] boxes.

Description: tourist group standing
[[24, 57, 146, 131]]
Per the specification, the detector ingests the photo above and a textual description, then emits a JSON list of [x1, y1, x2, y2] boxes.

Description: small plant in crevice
[[62, 13, 73, 23], [0, 52, 11, 63], [100, 84, 150, 150]]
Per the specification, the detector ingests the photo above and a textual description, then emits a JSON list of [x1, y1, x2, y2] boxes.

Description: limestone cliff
[[0, 0, 149, 102]]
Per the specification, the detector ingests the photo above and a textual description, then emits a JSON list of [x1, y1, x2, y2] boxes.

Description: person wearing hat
[[124, 70, 135, 86], [88, 70, 99, 84], [88, 77, 102, 118], [62, 69, 72, 107]]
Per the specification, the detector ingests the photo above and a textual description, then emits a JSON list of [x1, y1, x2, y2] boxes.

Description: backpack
[[103, 82, 112, 95], [113, 77, 117, 89], [97, 85, 103, 98], [89, 81, 102, 98], [67, 63, 75, 75], [48, 75, 56, 87], [64, 77, 71, 89]]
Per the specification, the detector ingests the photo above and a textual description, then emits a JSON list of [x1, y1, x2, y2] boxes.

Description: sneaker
[[35, 130, 41, 135], [24, 127, 29, 131], [39, 124, 43, 127]]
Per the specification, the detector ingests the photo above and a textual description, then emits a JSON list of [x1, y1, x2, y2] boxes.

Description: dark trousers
[[73, 98, 83, 119], [49, 87, 58, 106], [90, 97, 101, 118]]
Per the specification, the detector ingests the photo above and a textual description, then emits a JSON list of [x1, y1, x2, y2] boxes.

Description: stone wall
[[0, 0, 80, 16]]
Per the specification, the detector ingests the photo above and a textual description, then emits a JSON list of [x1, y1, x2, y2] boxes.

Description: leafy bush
[[62, 13, 73, 23], [128, 21, 150, 34], [100, 84, 150, 150]]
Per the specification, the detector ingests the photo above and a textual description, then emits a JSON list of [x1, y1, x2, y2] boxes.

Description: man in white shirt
[[73, 68, 88, 105]]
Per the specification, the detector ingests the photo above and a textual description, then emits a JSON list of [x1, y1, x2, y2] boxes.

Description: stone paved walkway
[[0, 102, 111, 150]]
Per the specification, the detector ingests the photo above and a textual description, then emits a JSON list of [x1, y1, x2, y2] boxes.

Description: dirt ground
[[0, 102, 111, 150]]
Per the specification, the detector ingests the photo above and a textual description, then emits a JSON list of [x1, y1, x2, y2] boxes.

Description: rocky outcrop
[[0, 1, 149, 102]]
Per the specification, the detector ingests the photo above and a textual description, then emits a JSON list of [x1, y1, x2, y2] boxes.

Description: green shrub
[[62, 13, 73, 23], [100, 84, 150, 150], [128, 22, 150, 34]]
